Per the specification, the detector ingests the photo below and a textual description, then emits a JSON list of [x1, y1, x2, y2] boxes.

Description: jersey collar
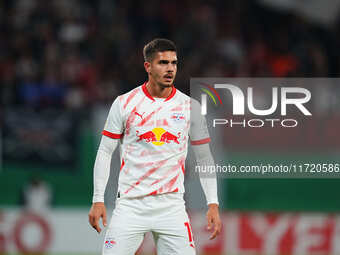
[[142, 82, 176, 102]]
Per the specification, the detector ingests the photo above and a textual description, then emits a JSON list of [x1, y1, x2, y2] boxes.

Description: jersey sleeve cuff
[[102, 130, 123, 139], [207, 200, 219, 205], [190, 137, 211, 145], [92, 195, 105, 203]]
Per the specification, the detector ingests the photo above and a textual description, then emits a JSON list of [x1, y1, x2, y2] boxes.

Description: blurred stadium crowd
[[1, 0, 340, 109]]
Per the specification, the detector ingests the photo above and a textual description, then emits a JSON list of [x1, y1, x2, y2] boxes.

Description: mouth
[[164, 74, 173, 82]]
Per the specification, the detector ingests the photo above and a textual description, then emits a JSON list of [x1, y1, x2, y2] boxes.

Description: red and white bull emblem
[[136, 128, 181, 146], [104, 238, 116, 249], [171, 112, 185, 123]]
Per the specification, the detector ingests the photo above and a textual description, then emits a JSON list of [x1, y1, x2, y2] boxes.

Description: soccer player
[[88, 38, 221, 254]]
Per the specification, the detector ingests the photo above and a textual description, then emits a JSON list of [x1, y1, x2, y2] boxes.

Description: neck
[[146, 80, 173, 98]]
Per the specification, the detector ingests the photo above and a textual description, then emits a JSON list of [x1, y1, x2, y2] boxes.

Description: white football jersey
[[103, 82, 210, 199]]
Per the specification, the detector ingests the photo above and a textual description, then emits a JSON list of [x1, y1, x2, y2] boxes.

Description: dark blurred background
[[1, 0, 340, 254], [2, 0, 340, 108]]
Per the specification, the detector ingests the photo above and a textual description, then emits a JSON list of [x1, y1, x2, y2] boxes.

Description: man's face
[[145, 51, 177, 87]]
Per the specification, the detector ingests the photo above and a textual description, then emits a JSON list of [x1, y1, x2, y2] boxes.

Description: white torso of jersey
[[103, 83, 210, 198]]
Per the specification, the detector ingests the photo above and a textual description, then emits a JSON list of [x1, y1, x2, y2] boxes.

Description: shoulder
[[107, 86, 143, 116], [174, 88, 189, 99], [175, 88, 201, 108], [117, 85, 142, 103], [173, 88, 192, 104], [109, 85, 144, 113]]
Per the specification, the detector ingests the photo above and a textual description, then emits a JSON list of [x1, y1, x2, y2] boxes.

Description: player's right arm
[[89, 136, 118, 233], [88, 97, 124, 233]]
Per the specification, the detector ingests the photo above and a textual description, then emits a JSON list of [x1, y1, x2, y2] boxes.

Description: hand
[[88, 202, 107, 233], [206, 203, 222, 240]]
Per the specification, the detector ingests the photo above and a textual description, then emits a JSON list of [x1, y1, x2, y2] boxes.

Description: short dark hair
[[143, 38, 177, 62]]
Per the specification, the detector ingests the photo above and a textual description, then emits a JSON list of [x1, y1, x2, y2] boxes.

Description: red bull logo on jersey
[[104, 238, 116, 249], [171, 112, 185, 123], [136, 128, 180, 145]]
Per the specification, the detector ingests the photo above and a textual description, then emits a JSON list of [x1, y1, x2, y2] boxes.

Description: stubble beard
[[158, 82, 173, 88], [153, 73, 174, 88]]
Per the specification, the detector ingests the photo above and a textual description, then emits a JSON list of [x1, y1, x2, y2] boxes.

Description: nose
[[167, 63, 175, 72]]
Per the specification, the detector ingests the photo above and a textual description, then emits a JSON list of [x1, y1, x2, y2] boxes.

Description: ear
[[144, 61, 151, 74]]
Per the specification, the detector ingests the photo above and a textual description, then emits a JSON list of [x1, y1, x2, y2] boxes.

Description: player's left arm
[[192, 143, 222, 240], [189, 98, 221, 239]]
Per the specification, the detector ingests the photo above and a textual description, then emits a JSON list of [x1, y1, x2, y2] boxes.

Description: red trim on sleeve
[[102, 130, 123, 139], [190, 137, 211, 145]]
